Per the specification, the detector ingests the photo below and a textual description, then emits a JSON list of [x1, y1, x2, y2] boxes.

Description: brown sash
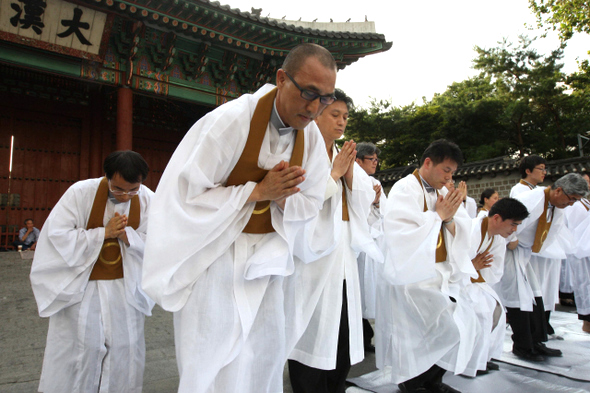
[[471, 217, 494, 283], [581, 198, 590, 211], [520, 179, 535, 190], [87, 177, 140, 281], [225, 87, 305, 234], [532, 187, 553, 253], [341, 179, 350, 221], [413, 169, 447, 262]]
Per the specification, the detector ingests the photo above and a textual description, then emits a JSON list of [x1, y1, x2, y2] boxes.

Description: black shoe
[[364, 344, 375, 353], [398, 382, 431, 393], [534, 342, 563, 357], [424, 382, 461, 393], [475, 369, 489, 376], [512, 347, 544, 362], [486, 361, 500, 371]]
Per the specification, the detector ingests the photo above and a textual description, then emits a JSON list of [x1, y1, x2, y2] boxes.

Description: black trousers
[[399, 365, 446, 391], [506, 296, 548, 351], [288, 282, 351, 393], [362, 318, 374, 348]]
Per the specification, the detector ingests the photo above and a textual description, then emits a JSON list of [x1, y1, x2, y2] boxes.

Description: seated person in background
[[13, 218, 40, 250]]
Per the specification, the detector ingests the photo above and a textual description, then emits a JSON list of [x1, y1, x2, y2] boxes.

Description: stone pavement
[[0, 252, 376, 393]]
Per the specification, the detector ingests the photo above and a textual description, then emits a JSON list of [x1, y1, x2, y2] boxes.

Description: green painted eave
[[0, 44, 81, 79]]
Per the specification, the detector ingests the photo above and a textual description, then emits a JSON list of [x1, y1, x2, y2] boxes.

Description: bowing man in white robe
[[286, 91, 382, 393], [463, 198, 529, 376], [563, 172, 590, 333], [494, 173, 588, 361], [355, 142, 387, 351], [141, 44, 338, 393], [376, 139, 481, 393], [30, 151, 155, 393]]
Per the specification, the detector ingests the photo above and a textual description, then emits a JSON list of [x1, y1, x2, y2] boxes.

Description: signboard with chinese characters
[[0, 0, 112, 61]]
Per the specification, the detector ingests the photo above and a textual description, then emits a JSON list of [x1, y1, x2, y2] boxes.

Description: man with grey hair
[[355, 142, 386, 352], [563, 172, 590, 333], [494, 173, 589, 361]]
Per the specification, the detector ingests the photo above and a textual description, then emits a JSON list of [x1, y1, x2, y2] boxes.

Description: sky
[[222, 0, 590, 108]]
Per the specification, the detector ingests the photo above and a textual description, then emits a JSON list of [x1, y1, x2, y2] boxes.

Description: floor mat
[[347, 311, 590, 393]]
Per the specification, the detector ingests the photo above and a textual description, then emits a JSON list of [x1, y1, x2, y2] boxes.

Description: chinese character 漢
[[10, 0, 47, 35], [57, 8, 92, 45]]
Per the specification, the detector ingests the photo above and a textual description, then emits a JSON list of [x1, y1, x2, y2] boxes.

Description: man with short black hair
[[511, 155, 547, 197], [30, 150, 154, 393], [376, 139, 482, 393], [142, 43, 337, 393], [495, 173, 589, 361], [464, 198, 529, 375]]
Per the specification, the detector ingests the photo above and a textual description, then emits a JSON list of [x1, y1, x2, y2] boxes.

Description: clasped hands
[[105, 212, 129, 245]]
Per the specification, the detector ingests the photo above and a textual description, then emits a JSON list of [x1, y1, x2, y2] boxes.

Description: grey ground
[[1, 252, 585, 393], [0, 252, 375, 393]]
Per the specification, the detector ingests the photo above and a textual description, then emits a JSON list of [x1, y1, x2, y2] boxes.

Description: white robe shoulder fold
[[286, 151, 381, 370], [375, 173, 481, 383], [30, 178, 155, 317]]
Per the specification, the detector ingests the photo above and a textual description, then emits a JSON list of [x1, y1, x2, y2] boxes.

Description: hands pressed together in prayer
[[472, 250, 493, 271], [436, 181, 466, 236], [373, 184, 382, 206], [105, 212, 129, 245], [331, 140, 356, 188], [248, 160, 306, 210]]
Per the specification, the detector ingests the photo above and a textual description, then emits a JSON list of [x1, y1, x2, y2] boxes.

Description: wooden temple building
[[0, 0, 391, 237]]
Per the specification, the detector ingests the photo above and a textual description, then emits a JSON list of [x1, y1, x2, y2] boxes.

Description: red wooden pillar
[[116, 87, 133, 151]]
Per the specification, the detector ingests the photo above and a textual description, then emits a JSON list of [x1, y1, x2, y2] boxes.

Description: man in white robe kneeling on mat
[[375, 139, 482, 393]]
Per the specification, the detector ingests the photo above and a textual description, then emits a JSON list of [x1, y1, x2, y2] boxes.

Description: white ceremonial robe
[[464, 196, 477, 219], [286, 147, 382, 370], [358, 176, 388, 320], [494, 187, 565, 311], [564, 199, 590, 316], [462, 216, 507, 376], [375, 173, 481, 384], [141, 84, 331, 393], [30, 178, 154, 393], [510, 181, 535, 198]]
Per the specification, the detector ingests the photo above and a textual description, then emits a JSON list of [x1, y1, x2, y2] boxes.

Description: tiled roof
[[374, 156, 590, 187]]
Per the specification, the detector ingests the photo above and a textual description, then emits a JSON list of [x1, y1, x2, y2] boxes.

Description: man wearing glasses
[[494, 173, 589, 362], [510, 155, 547, 197], [354, 142, 386, 353], [30, 150, 155, 393], [142, 43, 337, 393]]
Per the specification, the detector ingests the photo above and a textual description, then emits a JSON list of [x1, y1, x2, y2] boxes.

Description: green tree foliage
[[344, 36, 590, 169], [529, 0, 590, 41]]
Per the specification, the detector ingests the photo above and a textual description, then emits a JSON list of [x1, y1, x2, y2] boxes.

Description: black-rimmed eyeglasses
[[362, 157, 379, 163], [284, 71, 336, 105]]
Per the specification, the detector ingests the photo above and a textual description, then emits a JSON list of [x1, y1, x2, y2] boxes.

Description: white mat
[[348, 311, 590, 393]]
